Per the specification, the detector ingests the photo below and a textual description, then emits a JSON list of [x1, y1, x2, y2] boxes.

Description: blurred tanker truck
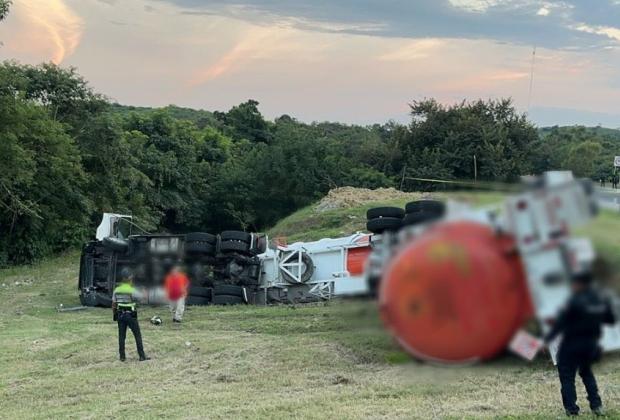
[[366, 171, 620, 363]]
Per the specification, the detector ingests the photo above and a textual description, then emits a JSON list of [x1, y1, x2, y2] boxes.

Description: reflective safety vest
[[113, 282, 137, 311]]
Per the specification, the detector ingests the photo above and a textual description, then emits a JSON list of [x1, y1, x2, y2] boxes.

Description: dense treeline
[[1, 62, 620, 266], [534, 126, 620, 180]]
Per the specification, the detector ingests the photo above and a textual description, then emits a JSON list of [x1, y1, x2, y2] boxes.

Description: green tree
[[122, 111, 229, 231], [535, 126, 620, 179], [78, 114, 156, 228], [564, 141, 603, 178], [402, 98, 538, 186], [0, 0, 10, 21], [0, 79, 89, 264], [214, 100, 273, 143]]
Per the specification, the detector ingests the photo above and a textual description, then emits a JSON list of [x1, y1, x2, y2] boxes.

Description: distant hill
[[110, 103, 218, 129], [112, 103, 620, 140], [538, 125, 620, 141]]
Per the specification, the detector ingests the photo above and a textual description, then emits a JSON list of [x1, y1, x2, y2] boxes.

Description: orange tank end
[[379, 221, 531, 363]]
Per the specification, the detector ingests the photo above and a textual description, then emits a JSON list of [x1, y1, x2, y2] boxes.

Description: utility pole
[[473, 155, 478, 184], [527, 46, 536, 114]]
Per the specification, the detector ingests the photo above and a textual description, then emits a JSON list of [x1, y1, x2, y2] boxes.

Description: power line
[[402, 176, 522, 192]]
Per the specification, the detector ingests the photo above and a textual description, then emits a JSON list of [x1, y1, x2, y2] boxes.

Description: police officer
[[112, 268, 150, 362], [544, 272, 616, 416]]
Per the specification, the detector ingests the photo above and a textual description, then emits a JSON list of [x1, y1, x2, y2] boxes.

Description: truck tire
[[220, 231, 252, 243], [220, 240, 251, 254], [189, 286, 212, 298], [185, 232, 217, 244], [213, 284, 245, 297], [212, 295, 244, 305], [367, 274, 381, 299], [402, 211, 440, 227], [185, 241, 216, 255], [367, 207, 405, 220], [405, 200, 445, 215], [187, 296, 210, 306], [102, 237, 129, 253], [79, 291, 94, 307], [253, 236, 268, 254], [366, 217, 402, 234]]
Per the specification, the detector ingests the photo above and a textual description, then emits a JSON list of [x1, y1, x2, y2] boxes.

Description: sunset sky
[[1, 0, 619, 126]]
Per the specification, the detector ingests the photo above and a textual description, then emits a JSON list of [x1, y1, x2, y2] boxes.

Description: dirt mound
[[314, 187, 420, 212]]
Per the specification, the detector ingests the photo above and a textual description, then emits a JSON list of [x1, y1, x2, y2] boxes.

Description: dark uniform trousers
[[118, 311, 146, 359], [557, 339, 602, 414]]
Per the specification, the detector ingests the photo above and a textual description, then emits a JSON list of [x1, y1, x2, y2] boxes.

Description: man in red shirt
[[164, 265, 190, 323]]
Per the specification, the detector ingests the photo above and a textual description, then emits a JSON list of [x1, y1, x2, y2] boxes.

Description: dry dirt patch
[[314, 187, 423, 212]]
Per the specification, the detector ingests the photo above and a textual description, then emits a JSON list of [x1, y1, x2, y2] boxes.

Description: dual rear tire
[[402, 200, 445, 227], [185, 232, 217, 257], [366, 207, 404, 234], [366, 200, 446, 233], [219, 231, 252, 255], [212, 284, 247, 305], [186, 285, 247, 305]]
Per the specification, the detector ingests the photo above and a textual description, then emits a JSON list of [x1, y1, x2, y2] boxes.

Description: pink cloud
[[7, 0, 83, 64], [187, 27, 282, 86]]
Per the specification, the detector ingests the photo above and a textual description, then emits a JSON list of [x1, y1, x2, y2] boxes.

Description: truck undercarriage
[[79, 228, 272, 306]]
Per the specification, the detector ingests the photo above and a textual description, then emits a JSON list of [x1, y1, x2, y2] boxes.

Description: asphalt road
[[596, 187, 620, 211]]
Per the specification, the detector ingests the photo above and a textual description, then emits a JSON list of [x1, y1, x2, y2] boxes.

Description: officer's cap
[[120, 267, 134, 281]]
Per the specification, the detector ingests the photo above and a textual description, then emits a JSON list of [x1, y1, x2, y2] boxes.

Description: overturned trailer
[[78, 216, 372, 307]]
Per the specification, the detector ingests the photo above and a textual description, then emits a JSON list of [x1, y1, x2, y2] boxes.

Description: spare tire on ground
[[366, 217, 402, 234], [213, 284, 245, 297], [405, 200, 445, 215], [185, 232, 217, 244], [366, 206, 405, 220], [220, 240, 251, 254], [220, 231, 252, 243], [212, 294, 245, 305]]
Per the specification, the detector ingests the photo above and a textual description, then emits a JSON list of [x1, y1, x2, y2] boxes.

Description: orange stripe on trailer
[[346, 246, 372, 276]]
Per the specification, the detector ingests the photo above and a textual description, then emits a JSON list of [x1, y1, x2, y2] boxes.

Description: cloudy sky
[[1, 0, 620, 126]]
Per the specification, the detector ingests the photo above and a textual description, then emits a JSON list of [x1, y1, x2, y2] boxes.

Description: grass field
[[2, 194, 620, 419]]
